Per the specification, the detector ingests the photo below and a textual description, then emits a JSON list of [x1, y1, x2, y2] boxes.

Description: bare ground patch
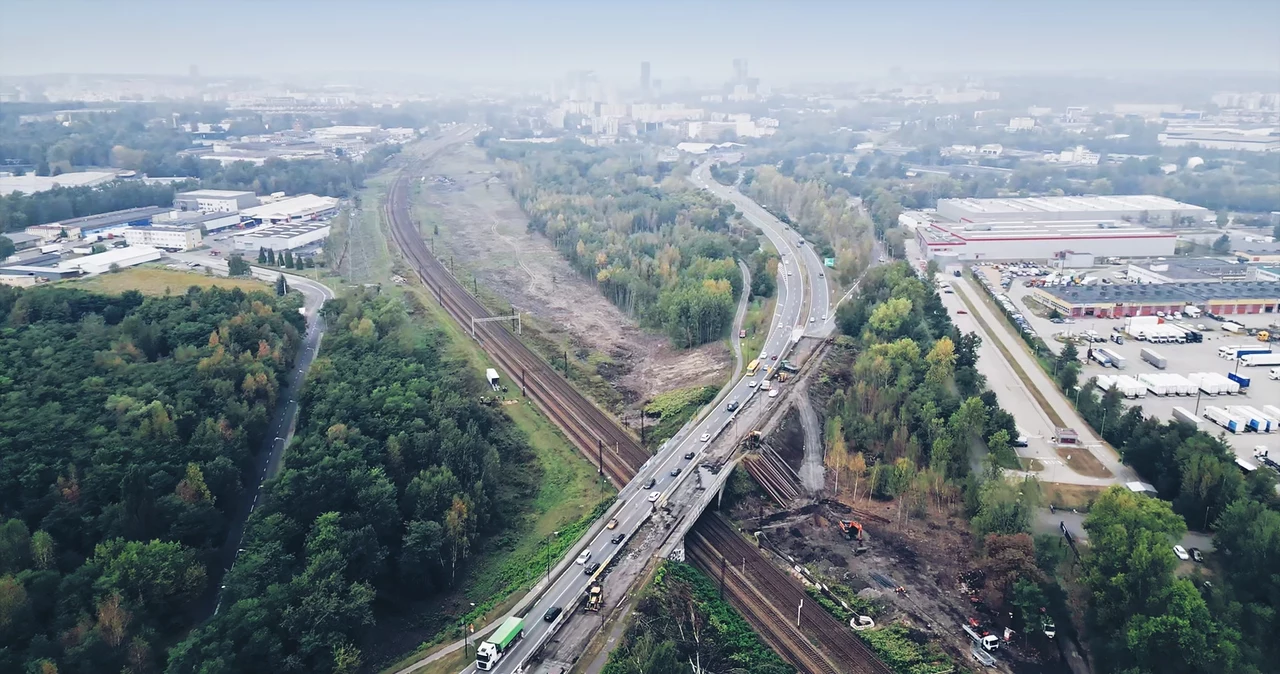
[[413, 144, 730, 408]]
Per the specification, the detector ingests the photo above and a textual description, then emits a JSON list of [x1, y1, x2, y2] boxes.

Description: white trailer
[[1097, 348, 1126, 370], [1263, 405, 1280, 421], [1140, 348, 1167, 369], [1228, 407, 1270, 433], [1117, 375, 1147, 398], [1139, 374, 1168, 396], [1204, 406, 1245, 433], [1208, 372, 1240, 394], [1172, 407, 1203, 428], [1188, 373, 1219, 395], [1240, 353, 1280, 367], [1237, 406, 1278, 432]]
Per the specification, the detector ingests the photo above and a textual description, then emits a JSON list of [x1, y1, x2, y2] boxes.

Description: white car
[[768, 389, 779, 398], [647, 492, 660, 503], [699, 433, 711, 442], [748, 380, 758, 388], [576, 550, 592, 565], [821, 314, 827, 320], [809, 316, 815, 323], [1173, 545, 1190, 561]]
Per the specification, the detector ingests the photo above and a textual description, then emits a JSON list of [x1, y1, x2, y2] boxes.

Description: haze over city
[[2, 0, 1279, 82]]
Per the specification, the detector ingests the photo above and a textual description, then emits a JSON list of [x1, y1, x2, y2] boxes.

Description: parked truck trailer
[[1140, 348, 1167, 369], [1239, 352, 1280, 367], [1204, 406, 1245, 433]]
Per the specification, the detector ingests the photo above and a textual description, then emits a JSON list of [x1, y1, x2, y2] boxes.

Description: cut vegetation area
[[1041, 483, 1107, 511], [328, 172, 397, 284], [67, 265, 268, 295], [601, 561, 794, 674], [641, 384, 719, 450], [409, 142, 730, 412]]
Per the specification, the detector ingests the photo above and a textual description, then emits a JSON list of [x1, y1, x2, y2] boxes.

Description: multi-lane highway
[[692, 161, 834, 334], [459, 163, 826, 674]]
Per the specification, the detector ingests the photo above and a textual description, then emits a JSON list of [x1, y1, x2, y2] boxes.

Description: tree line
[[492, 141, 763, 348], [0, 284, 304, 674], [166, 291, 537, 673]]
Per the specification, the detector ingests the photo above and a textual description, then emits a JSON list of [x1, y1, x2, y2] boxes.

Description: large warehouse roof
[[928, 217, 1173, 243], [33, 206, 169, 231], [176, 189, 256, 199], [0, 171, 118, 196], [1042, 281, 1280, 305], [937, 195, 1208, 218], [241, 194, 339, 221]]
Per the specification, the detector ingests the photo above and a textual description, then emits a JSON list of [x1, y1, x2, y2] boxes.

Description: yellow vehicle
[[1259, 331, 1271, 342], [746, 359, 760, 376]]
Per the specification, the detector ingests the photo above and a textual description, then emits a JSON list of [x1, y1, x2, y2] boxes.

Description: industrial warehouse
[[232, 221, 331, 252], [904, 195, 1208, 262], [1032, 281, 1280, 318]]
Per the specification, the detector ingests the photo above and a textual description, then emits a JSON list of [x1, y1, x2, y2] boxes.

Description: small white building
[[123, 225, 203, 251], [233, 221, 331, 252], [59, 245, 162, 275]]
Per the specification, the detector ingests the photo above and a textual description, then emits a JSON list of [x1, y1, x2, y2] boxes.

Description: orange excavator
[[838, 520, 864, 541]]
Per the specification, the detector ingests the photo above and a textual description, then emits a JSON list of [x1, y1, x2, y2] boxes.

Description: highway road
[[467, 165, 816, 674], [692, 161, 835, 335], [168, 253, 337, 619]]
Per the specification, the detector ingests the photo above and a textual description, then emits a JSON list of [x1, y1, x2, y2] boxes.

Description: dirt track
[[413, 143, 730, 407]]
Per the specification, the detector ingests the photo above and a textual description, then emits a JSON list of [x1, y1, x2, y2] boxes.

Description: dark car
[[543, 606, 562, 622], [1190, 547, 1204, 563], [670, 467, 682, 477], [584, 562, 601, 575], [610, 533, 625, 545], [643, 478, 656, 489], [684, 451, 695, 460]]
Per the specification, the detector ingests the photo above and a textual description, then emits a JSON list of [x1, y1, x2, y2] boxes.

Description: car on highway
[[1174, 545, 1190, 561], [819, 273, 824, 278], [670, 467, 682, 477], [726, 400, 739, 412], [543, 606, 562, 622], [770, 354, 777, 360], [576, 550, 592, 565], [699, 433, 711, 442], [809, 316, 815, 323], [584, 562, 601, 575], [822, 314, 827, 320], [643, 478, 656, 489], [610, 533, 626, 545], [684, 451, 695, 460], [956, 309, 967, 314], [606, 518, 618, 529], [647, 491, 660, 503], [748, 380, 757, 388]]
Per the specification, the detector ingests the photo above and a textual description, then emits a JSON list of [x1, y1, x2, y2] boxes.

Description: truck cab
[[475, 616, 525, 670]]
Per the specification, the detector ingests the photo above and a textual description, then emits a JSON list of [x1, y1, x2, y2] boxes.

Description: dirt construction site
[[409, 142, 730, 409], [732, 409, 1073, 674]]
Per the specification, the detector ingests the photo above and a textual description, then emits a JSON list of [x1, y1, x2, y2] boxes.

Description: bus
[[746, 359, 760, 377]]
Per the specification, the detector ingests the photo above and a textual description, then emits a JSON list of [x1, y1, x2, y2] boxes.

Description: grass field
[[740, 294, 778, 364], [1043, 483, 1107, 510], [66, 266, 268, 296]]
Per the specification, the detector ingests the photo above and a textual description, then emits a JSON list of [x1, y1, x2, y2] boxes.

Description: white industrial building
[[1159, 127, 1279, 152], [173, 189, 260, 214], [935, 195, 1210, 227], [154, 210, 241, 233], [58, 245, 162, 275], [913, 216, 1176, 261], [233, 221, 330, 252], [0, 171, 117, 196], [123, 225, 203, 251], [241, 194, 340, 225]]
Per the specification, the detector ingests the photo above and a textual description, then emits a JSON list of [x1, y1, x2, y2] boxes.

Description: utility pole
[[720, 556, 726, 599], [796, 599, 803, 627], [521, 367, 527, 397], [597, 438, 603, 476]]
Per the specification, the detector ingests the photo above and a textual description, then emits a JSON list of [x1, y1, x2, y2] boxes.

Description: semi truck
[[1140, 348, 1167, 369], [475, 616, 525, 671], [1227, 407, 1271, 433], [1239, 352, 1280, 367], [1204, 406, 1245, 434], [1096, 348, 1126, 369]]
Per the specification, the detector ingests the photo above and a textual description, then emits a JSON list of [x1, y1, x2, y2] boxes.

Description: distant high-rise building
[[732, 58, 748, 84], [640, 61, 651, 96], [189, 64, 200, 79]]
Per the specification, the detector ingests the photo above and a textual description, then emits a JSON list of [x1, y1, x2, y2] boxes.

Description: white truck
[[1239, 352, 1280, 367]]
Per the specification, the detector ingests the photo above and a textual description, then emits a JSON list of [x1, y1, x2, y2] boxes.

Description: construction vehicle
[[837, 520, 865, 541], [585, 582, 603, 612], [1042, 609, 1057, 639], [963, 620, 1001, 652]]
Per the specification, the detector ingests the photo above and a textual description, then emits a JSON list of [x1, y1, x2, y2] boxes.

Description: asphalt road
[[692, 162, 834, 335], [169, 253, 336, 619], [466, 166, 816, 673]]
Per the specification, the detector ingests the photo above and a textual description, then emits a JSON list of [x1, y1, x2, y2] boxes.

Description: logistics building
[[155, 210, 241, 232], [1125, 258, 1253, 284], [232, 221, 330, 252], [935, 195, 1209, 227], [27, 206, 169, 240], [173, 189, 260, 214], [57, 245, 162, 275], [123, 225, 203, 251], [241, 194, 339, 225], [1032, 281, 1280, 318], [0, 171, 117, 196], [913, 216, 1175, 261], [1231, 242, 1280, 264]]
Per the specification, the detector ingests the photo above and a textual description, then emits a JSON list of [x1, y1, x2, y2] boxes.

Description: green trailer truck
[[475, 616, 525, 670]]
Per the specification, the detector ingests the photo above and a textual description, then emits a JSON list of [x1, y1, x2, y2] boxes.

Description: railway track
[[384, 151, 647, 486], [690, 515, 896, 674]]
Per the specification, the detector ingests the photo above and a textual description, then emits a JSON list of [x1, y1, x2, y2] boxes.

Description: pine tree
[[275, 274, 287, 296], [284, 250, 295, 268], [267, 249, 276, 264], [257, 248, 267, 264]]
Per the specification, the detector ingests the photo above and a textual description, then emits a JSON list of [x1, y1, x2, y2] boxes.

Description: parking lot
[[970, 264, 1280, 466]]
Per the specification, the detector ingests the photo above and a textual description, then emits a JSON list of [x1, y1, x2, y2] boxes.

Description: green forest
[[488, 141, 763, 348], [601, 561, 794, 674], [165, 291, 543, 673], [0, 284, 304, 674]]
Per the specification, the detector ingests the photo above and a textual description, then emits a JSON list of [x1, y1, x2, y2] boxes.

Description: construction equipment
[[585, 582, 603, 612], [963, 620, 1001, 652], [837, 520, 865, 541]]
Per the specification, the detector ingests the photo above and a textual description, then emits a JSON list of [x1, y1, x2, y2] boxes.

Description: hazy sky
[[2, 0, 1278, 83]]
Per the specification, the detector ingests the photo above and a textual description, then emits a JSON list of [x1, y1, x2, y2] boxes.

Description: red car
[[739, 329, 746, 338], [956, 309, 968, 314]]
